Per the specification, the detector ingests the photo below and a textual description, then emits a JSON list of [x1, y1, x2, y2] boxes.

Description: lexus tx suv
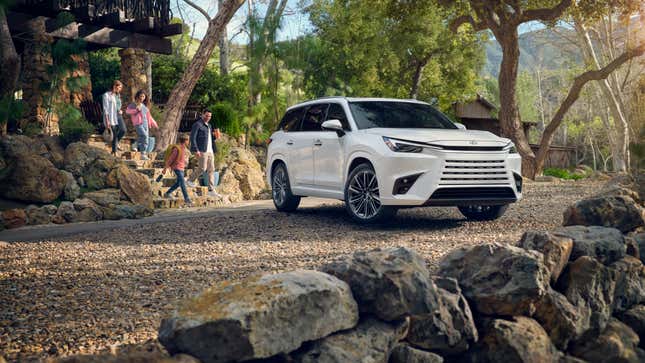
[[266, 97, 523, 223]]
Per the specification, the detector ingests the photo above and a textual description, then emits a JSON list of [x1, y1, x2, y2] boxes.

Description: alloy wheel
[[348, 169, 381, 219], [273, 167, 287, 206]]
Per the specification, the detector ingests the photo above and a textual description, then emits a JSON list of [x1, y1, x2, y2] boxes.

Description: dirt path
[[0, 180, 603, 362]]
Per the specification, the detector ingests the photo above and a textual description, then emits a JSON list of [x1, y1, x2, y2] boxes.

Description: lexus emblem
[[470, 140, 478, 145]]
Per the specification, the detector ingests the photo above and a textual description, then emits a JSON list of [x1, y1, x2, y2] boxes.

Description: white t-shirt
[[206, 124, 213, 153]]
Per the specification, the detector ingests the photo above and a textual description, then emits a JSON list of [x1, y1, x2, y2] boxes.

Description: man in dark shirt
[[187, 110, 220, 196]]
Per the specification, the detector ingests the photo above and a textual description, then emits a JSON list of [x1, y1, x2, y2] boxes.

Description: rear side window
[[278, 107, 305, 132], [326, 103, 351, 131], [301, 104, 329, 132]]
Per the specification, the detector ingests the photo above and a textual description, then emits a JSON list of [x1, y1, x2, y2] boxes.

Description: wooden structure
[[454, 95, 576, 169], [7, 0, 182, 54]]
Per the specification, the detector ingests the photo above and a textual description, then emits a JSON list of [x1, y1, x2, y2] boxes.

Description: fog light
[[393, 173, 422, 195], [513, 173, 523, 193]]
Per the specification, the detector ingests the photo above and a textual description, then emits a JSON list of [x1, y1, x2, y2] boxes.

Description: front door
[[314, 103, 350, 190]]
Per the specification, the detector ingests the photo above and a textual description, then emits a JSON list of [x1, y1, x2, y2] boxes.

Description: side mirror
[[322, 119, 345, 136], [454, 123, 467, 131]]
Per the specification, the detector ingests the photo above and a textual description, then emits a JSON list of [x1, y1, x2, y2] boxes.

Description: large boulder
[[83, 189, 122, 207], [556, 256, 617, 337], [158, 270, 358, 363], [0, 153, 66, 203], [64, 142, 120, 190], [115, 165, 153, 209], [617, 305, 645, 345], [226, 148, 267, 200], [52, 201, 77, 224], [533, 288, 589, 350], [438, 243, 550, 316], [610, 256, 645, 313], [562, 195, 645, 233], [631, 232, 645, 265], [1, 208, 27, 229], [61, 170, 81, 201], [469, 317, 561, 363], [407, 276, 478, 355], [218, 170, 244, 202], [553, 226, 626, 265], [321, 247, 432, 321], [25, 204, 57, 225], [291, 318, 408, 363], [389, 344, 444, 363], [570, 318, 645, 363], [518, 231, 573, 283], [101, 202, 153, 220], [72, 198, 103, 222], [40, 135, 65, 168]]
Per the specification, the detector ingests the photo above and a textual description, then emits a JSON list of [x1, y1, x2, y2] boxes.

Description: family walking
[[102, 80, 223, 207]]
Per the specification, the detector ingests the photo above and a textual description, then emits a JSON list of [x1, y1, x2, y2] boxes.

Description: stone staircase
[[87, 134, 227, 209]]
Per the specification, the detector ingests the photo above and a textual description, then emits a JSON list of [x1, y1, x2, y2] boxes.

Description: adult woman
[[126, 90, 158, 160], [102, 80, 126, 155]]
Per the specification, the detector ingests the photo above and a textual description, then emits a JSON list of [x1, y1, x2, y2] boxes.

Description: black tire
[[344, 163, 396, 224], [272, 163, 301, 212], [458, 204, 508, 221]]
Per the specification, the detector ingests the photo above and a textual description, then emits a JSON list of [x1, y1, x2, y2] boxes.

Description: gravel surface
[[0, 180, 603, 362]]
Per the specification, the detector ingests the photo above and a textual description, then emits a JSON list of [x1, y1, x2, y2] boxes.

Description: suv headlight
[[505, 142, 518, 154], [383, 136, 424, 153]]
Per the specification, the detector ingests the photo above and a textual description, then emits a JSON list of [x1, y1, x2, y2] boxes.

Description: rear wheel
[[458, 204, 508, 221], [272, 163, 300, 212], [344, 163, 396, 224]]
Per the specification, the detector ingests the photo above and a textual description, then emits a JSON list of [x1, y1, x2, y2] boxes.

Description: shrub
[[214, 140, 231, 169], [543, 167, 585, 180], [58, 104, 95, 146], [211, 102, 242, 137]]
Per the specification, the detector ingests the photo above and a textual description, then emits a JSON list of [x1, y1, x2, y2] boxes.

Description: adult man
[[102, 80, 126, 155], [187, 110, 220, 197]]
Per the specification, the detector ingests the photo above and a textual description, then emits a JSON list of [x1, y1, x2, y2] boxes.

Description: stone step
[[151, 183, 211, 199], [153, 195, 226, 209], [121, 151, 158, 161], [136, 167, 164, 179], [123, 159, 155, 169]]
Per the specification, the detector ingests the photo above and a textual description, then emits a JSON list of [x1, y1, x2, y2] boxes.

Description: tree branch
[[183, 0, 211, 21], [449, 14, 489, 32], [521, 0, 572, 22]]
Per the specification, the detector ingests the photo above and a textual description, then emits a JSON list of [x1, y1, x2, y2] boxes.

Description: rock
[[570, 318, 645, 363], [407, 276, 478, 355], [533, 288, 588, 350], [51, 351, 201, 363], [535, 175, 558, 183], [0, 153, 66, 203], [556, 256, 617, 338], [0, 135, 45, 158], [631, 232, 645, 265], [518, 231, 573, 283], [617, 305, 645, 345], [0, 241, 10, 248], [40, 135, 65, 168], [1, 208, 27, 229], [321, 246, 432, 321], [291, 318, 408, 363], [470, 317, 561, 363], [389, 344, 443, 363], [625, 236, 640, 260], [227, 148, 267, 200], [562, 195, 645, 233], [72, 198, 103, 222], [595, 185, 641, 204], [553, 225, 626, 265], [52, 201, 75, 224], [438, 243, 550, 316], [64, 142, 120, 190], [101, 203, 153, 220], [159, 270, 358, 363], [116, 165, 153, 209], [218, 169, 244, 203], [610, 256, 645, 313], [83, 189, 121, 207], [60, 170, 81, 201], [25, 205, 53, 225]]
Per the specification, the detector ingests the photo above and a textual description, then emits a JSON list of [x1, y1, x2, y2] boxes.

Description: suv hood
[[363, 128, 509, 147]]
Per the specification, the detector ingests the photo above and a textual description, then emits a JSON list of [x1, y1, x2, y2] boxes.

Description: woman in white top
[[102, 80, 126, 155]]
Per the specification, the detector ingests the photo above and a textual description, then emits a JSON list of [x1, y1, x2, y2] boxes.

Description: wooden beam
[[152, 22, 183, 36], [97, 10, 125, 27], [130, 17, 155, 32]]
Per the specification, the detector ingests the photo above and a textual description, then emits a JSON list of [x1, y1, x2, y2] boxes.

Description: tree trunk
[[0, 7, 20, 101], [158, 0, 245, 150], [218, 0, 229, 76], [409, 59, 428, 100], [497, 30, 537, 178]]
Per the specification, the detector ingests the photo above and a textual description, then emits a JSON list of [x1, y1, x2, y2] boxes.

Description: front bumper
[[374, 150, 522, 207]]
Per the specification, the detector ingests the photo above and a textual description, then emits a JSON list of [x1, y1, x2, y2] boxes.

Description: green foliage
[[629, 128, 645, 170], [211, 103, 242, 137], [214, 140, 231, 169], [88, 49, 120, 99], [58, 104, 95, 146], [543, 167, 585, 180], [0, 96, 23, 127]]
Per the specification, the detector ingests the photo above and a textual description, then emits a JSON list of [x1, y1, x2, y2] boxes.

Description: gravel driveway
[[0, 180, 603, 362]]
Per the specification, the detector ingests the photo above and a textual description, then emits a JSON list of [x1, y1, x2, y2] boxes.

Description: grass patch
[[543, 167, 585, 180]]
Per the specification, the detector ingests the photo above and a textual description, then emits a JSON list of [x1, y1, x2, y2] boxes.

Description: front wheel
[[458, 204, 508, 221], [344, 163, 396, 224], [272, 163, 301, 212]]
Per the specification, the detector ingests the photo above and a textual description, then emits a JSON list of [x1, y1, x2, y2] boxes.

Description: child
[[163, 134, 193, 207]]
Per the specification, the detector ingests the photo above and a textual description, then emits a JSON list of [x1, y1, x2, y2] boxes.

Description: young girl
[[163, 134, 193, 207], [126, 90, 158, 160]]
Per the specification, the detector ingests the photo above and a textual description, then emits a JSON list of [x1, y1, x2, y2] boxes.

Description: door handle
[[314, 139, 322, 146], [286, 140, 294, 145]]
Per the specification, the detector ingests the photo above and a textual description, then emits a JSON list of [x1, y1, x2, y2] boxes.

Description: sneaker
[[117, 145, 124, 151], [141, 154, 149, 161], [163, 192, 171, 199], [185, 201, 194, 208], [186, 181, 196, 188], [208, 190, 221, 198]]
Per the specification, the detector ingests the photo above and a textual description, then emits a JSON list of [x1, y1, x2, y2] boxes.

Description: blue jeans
[[135, 123, 149, 152], [166, 170, 191, 203], [110, 115, 127, 153]]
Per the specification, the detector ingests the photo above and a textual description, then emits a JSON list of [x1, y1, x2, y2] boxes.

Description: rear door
[[276, 107, 306, 186], [295, 103, 329, 186], [314, 102, 350, 190]]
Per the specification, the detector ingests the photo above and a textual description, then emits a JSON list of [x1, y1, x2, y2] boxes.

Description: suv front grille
[[425, 187, 517, 206], [440, 160, 510, 185]]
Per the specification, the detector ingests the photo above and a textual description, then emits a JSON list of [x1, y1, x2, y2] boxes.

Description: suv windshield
[[349, 101, 457, 130]]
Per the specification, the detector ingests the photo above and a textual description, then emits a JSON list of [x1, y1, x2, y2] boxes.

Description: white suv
[[266, 97, 523, 223]]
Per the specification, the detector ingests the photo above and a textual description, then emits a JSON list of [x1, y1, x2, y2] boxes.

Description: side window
[[278, 108, 305, 132], [326, 103, 351, 131], [301, 104, 329, 132]]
